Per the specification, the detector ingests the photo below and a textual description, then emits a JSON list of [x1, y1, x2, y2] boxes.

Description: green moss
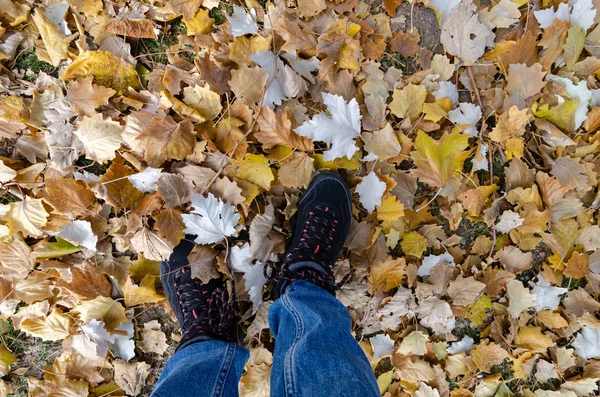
[[138, 17, 194, 67], [561, 276, 587, 290], [451, 317, 481, 343], [490, 359, 513, 379], [209, 3, 233, 25], [456, 218, 488, 249], [8, 378, 28, 397], [12, 48, 57, 82]]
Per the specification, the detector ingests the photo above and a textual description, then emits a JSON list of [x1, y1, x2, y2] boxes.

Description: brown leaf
[[113, 359, 151, 396], [188, 245, 219, 283], [275, 11, 317, 57], [154, 208, 185, 246], [498, 32, 539, 67], [105, 19, 157, 39], [539, 19, 570, 70], [471, 341, 511, 372], [506, 63, 546, 99], [99, 161, 144, 209], [390, 29, 420, 57], [564, 251, 589, 279], [369, 257, 406, 293], [45, 178, 98, 217], [229, 65, 268, 106], [297, 0, 327, 19], [255, 106, 313, 151], [136, 117, 196, 167], [479, 266, 515, 297], [157, 173, 193, 209], [278, 152, 314, 189], [209, 176, 245, 205], [66, 76, 116, 117]]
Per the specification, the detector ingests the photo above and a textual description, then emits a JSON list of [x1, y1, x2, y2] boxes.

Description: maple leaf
[[295, 93, 361, 160], [410, 130, 470, 189], [182, 193, 240, 245], [255, 106, 313, 152], [136, 117, 196, 167], [66, 76, 116, 117]]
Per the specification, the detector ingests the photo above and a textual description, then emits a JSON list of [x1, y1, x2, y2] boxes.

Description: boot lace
[[174, 267, 234, 342], [265, 205, 338, 294]]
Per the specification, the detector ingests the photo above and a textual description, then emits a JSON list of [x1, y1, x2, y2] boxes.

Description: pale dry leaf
[[356, 171, 386, 213], [113, 359, 151, 396], [182, 193, 240, 245], [74, 113, 123, 163], [295, 93, 362, 161]]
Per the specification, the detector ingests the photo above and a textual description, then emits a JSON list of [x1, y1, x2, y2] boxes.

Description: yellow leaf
[[410, 130, 470, 189], [397, 330, 429, 356], [225, 154, 275, 191], [61, 50, 141, 94], [72, 296, 129, 330], [377, 370, 394, 395], [5, 197, 49, 238], [182, 84, 222, 121], [489, 106, 530, 142], [564, 25, 585, 71], [422, 102, 447, 123], [123, 275, 165, 307], [467, 294, 492, 325], [505, 137, 524, 159], [389, 84, 427, 121], [369, 257, 406, 292], [537, 310, 568, 329], [0, 345, 16, 376], [183, 8, 214, 35], [31, 10, 73, 66], [400, 231, 428, 258], [532, 99, 578, 132], [514, 326, 554, 353], [20, 308, 73, 341], [376, 195, 405, 223]]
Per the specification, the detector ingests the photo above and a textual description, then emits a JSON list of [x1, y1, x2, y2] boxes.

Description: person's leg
[[153, 339, 248, 397], [269, 280, 379, 397], [265, 173, 379, 397], [153, 237, 248, 397]]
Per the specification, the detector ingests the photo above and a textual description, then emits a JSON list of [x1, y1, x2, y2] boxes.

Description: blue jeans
[[152, 280, 379, 397]]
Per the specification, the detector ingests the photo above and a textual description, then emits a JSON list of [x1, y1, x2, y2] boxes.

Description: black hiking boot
[[266, 172, 352, 295], [161, 237, 236, 351]]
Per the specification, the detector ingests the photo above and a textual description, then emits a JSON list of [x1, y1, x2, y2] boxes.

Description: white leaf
[[447, 336, 474, 354], [377, 287, 415, 331], [572, 326, 600, 359], [355, 171, 386, 213], [81, 319, 115, 357], [480, 0, 521, 29], [228, 243, 267, 313], [182, 193, 240, 244], [295, 93, 362, 161], [418, 252, 455, 277], [370, 334, 394, 361], [472, 143, 489, 172], [535, 2, 570, 29], [561, 378, 600, 396], [429, 0, 461, 23], [448, 102, 482, 137], [251, 51, 291, 108], [506, 279, 536, 318], [226, 5, 258, 37], [414, 383, 441, 397], [570, 0, 597, 31], [0, 160, 16, 183], [57, 220, 98, 252], [127, 167, 162, 193], [109, 321, 136, 361], [546, 74, 591, 130], [281, 51, 319, 84], [433, 81, 459, 105], [535, 359, 559, 383], [417, 296, 455, 335], [73, 113, 123, 163], [532, 275, 568, 311], [496, 210, 525, 233]]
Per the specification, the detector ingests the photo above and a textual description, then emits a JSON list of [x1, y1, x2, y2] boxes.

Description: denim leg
[[152, 340, 249, 397], [268, 280, 379, 397]]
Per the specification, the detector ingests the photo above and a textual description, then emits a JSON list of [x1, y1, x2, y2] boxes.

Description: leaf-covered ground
[[1, 0, 600, 396]]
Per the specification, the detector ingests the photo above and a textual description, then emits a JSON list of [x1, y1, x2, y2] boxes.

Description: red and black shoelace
[[265, 205, 339, 294], [174, 267, 235, 342]]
